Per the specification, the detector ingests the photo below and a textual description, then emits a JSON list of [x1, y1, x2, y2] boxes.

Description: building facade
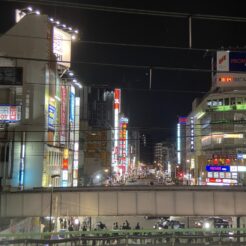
[[0, 11, 81, 189], [186, 51, 246, 186]]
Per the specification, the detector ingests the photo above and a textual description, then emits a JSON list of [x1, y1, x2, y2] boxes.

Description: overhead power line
[[4, 0, 246, 22], [1, 33, 218, 53], [0, 54, 225, 73]]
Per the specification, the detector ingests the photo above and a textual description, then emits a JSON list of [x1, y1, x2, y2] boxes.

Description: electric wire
[[4, 0, 246, 23], [1, 54, 244, 74]]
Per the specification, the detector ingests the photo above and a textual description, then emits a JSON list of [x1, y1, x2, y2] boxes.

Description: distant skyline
[[1, 0, 246, 147]]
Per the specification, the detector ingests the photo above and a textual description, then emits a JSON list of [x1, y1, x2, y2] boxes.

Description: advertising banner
[[206, 165, 230, 172], [229, 52, 246, 72], [53, 27, 71, 68], [69, 86, 75, 123], [216, 51, 246, 72], [0, 105, 21, 122], [48, 100, 56, 131], [60, 86, 67, 144], [217, 51, 229, 72]]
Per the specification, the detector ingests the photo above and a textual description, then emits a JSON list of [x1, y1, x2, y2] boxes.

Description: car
[[153, 219, 185, 229], [197, 217, 229, 229]]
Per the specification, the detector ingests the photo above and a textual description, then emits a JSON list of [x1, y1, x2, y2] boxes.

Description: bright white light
[[68, 27, 72, 31], [69, 71, 74, 76], [63, 24, 66, 28], [27, 6, 33, 11], [49, 18, 54, 22], [35, 10, 40, 15], [204, 222, 210, 229], [74, 218, 80, 225], [72, 79, 77, 83], [74, 29, 79, 34], [55, 96, 61, 101], [96, 175, 100, 180], [56, 21, 60, 25], [72, 35, 76, 40], [76, 82, 82, 89]]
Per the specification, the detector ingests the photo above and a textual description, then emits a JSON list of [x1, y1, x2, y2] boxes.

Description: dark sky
[[1, 0, 246, 147]]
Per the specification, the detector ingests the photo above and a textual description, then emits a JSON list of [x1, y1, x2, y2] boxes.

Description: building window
[[224, 98, 229, 105], [237, 97, 243, 105], [231, 98, 236, 105]]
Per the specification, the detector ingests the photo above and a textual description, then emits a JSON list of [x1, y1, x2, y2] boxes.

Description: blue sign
[[229, 52, 246, 72], [48, 104, 56, 130], [206, 165, 230, 172], [70, 91, 75, 122]]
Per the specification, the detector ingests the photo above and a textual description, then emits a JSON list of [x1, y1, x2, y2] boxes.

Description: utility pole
[[49, 174, 60, 232], [189, 16, 192, 48], [149, 67, 152, 90]]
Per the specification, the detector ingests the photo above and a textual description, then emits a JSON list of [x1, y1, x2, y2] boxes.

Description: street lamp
[[49, 174, 60, 232]]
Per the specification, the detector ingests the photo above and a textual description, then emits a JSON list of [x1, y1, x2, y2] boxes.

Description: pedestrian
[[122, 223, 126, 229], [135, 222, 140, 230]]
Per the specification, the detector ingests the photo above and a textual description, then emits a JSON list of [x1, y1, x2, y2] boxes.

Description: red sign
[[63, 159, 68, 170], [114, 89, 121, 110]]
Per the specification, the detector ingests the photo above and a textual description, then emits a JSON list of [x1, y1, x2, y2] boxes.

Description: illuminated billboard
[[53, 27, 71, 68], [48, 99, 56, 131], [60, 86, 67, 144], [0, 105, 21, 122], [206, 165, 230, 172], [216, 51, 246, 88], [69, 86, 75, 122], [119, 117, 129, 172], [216, 51, 246, 72], [112, 89, 121, 168]]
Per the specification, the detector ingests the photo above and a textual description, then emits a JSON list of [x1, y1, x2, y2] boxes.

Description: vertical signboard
[[69, 86, 75, 123], [53, 27, 71, 68], [112, 89, 121, 169], [217, 51, 229, 72], [60, 86, 67, 144], [48, 98, 56, 131]]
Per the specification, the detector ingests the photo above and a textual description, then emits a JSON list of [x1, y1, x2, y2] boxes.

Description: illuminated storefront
[[186, 50, 246, 185], [0, 8, 81, 189]]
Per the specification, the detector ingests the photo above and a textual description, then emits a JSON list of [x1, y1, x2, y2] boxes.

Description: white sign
[[0, 106, 21, 122], [217, 51, 229, 71], [15, 9, 26, 23], [53, 27, 71, 68]]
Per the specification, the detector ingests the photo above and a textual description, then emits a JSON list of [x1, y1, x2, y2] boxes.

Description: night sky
[[1, 0, 246, 156]]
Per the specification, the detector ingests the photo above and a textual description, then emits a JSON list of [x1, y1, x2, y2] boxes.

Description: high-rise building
[[82, 88, 113, 185], [0, 9, 81, 189], [154, 141, 176, 176], [186, 51, 246, 186]]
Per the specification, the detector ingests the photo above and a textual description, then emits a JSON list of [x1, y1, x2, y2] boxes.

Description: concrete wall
[[1, 187, 246, 217]]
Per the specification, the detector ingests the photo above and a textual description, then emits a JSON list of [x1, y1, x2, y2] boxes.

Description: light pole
[[49, 174, 60, 232]]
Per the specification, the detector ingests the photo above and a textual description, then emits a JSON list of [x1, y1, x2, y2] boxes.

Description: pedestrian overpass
[[1, 186, 246, 217]]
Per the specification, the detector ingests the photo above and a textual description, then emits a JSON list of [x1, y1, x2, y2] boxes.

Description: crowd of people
[[112, 220, 140, 230]]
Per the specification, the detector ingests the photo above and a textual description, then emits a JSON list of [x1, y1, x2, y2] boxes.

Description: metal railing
[[1, 228, 246, 245]]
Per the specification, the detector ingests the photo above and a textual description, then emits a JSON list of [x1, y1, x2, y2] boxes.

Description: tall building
[[112, 88, 130, 177], [154, 141, 176, 176], [128, 130, 140, 174], [186, 51, 246, 186], [0, 9, 81, 189], [82, 88, 113, 185]]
